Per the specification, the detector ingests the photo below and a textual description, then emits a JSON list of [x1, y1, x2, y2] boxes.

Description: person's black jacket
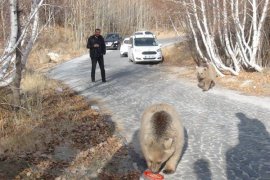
[[87, 35, 106, 58]]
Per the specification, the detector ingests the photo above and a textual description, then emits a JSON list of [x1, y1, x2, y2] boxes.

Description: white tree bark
[[169, 15, 181, 37], [0, 0, 18, 86], [22, 0, 42, 66], [222, 0, 240, 73], [250, 0, 269, 66], [183, 1, 207, 62], [0, 0, 44, 87], [183, 0, 269, 75]]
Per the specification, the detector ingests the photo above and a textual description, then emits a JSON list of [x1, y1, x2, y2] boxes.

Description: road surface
[[49, 38, 270, 180]]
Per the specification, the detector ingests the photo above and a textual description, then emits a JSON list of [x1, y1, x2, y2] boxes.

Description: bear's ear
[[163, 138, 173, 150]]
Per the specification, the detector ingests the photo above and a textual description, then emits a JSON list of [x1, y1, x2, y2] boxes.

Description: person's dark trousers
[[91, 56, 106, 82]]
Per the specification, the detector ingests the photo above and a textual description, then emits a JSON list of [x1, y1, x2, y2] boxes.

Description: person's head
[[95, 28, 101, 36]]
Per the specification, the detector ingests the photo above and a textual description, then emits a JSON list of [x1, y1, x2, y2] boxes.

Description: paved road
[[49, 39, 270, 180]]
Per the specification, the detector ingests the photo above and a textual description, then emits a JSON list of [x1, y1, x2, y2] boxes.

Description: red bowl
[[143, 170, 164, 180]]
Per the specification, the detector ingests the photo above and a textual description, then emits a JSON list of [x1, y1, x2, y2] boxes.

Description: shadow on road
[[98, 127, 189, 179], [226, 112, 270, 179], [76, 65, 149, 94], [98, 130, 146, 179], [193, 159, 212, 180]]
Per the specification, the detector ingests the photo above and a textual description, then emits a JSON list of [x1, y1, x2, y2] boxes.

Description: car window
[[145, 31, 153, 35], [105, 34, 119, 40], [134, 38, 158, 46]]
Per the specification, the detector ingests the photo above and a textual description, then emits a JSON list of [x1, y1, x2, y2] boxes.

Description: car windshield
[[105, 34, 119, 40], [134, 38, 158, 46], [135, 32, 143, 35]]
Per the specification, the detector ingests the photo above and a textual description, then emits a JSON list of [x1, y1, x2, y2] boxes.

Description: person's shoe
[[92, 79, 95, 82], [102, 80, 106, 83]]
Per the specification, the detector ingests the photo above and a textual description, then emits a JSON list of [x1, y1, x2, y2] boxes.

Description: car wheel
[[161, 56, 164, 63], [132, 55, 137, 64], [128, 54, 133, 62], [131, 54, 134, 62]]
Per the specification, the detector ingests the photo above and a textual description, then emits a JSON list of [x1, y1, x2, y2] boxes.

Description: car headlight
[[114, 41, 118, 44], [157, 48, 161, 52]]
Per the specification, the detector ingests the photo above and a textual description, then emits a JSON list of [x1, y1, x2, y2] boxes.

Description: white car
[[128, 34, 162, 63], [120, 38, 130, 57], [134, 31, 156, 38]]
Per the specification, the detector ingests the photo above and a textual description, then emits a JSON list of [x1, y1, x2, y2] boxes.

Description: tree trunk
[[11, 0, 21, 110]]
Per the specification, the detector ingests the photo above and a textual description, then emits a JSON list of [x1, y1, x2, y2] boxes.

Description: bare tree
[[0, 0, 8, 43], [13, 0, 22, 109], [0, 0, 44, 108], [182, 0, 270, 75], [0, 0, 19, 87]]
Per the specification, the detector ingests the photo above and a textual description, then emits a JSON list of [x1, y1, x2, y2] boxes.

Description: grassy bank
[[162, 42, 270, 96], [0, 72, 140, 179], [27, 27, 87, 71]]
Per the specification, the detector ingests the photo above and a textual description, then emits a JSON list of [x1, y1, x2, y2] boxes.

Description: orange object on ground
[[143, 170, 164, 180]]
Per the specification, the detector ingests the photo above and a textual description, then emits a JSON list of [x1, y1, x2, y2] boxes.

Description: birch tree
[[183, 0, 270, 75], [0, 0, 44, 107], [0, 0, 20, 87]]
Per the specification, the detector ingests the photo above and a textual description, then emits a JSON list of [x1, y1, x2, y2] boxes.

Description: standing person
[[87, 28, 106, 82]]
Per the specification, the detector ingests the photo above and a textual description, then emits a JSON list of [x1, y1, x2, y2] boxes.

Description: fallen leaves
[[0, 82, 129, 179]]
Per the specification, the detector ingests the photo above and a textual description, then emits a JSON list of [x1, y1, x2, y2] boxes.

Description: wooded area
[[0, 0, 177, 46], [179, 0, 270, 76], [0, 0, 177, 107]]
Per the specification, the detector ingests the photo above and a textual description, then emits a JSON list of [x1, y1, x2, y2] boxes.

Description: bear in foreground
[[196, 63, 217, 91], [139, 103, 184, 174]]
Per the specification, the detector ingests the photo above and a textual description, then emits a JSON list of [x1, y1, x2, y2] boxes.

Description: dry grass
[[155, 30, 180, 39], [162, 42, 196, 67], [163, 42, 270, 96], [21, 72, 56, 94], [0, 72, 127, 179], [0, 27, 87, 72], [218, 69, 270, 96], [0, 73, 66, 153], [27, 27, 87, 71]]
